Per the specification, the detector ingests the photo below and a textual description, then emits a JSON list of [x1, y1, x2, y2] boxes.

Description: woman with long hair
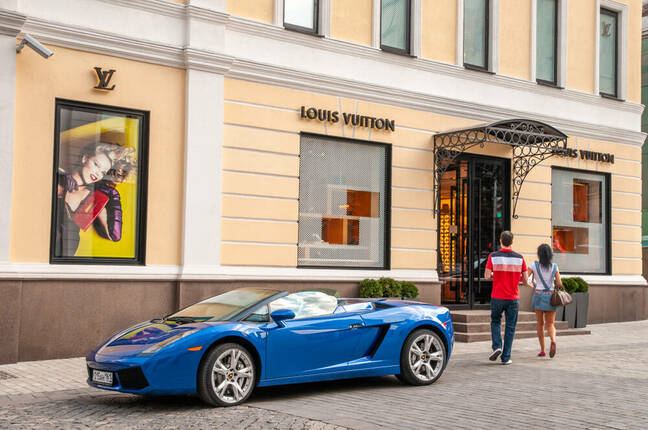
[[55, 142, 133, 256], [527, 243, 562, 358]]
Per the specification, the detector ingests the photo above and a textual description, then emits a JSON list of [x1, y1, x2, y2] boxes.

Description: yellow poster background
[[60, 116, 140, 259]]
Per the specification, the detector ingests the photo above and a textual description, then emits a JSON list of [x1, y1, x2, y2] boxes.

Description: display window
[[551, 168, 610, 274], [50, 99, 148, 264], [297, 134, 390, 269]]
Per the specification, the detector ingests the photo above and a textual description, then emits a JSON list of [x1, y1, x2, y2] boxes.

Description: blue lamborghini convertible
[[87, 288, 454, 406]]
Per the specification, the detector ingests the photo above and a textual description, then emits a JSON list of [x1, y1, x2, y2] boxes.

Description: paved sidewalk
[[0, 357, 87, 396], [1, 320, 647, 429]]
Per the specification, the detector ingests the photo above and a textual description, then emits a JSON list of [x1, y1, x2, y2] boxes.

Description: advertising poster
[[52, 101, 146, 262]]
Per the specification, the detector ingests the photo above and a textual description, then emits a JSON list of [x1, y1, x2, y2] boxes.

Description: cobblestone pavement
[[0, 394, 345, 430], [1, 320, 647, 429]]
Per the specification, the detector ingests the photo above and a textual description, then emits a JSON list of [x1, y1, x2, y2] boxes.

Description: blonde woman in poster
[[55, 142, 134, 257], [93, 157, 136, 242]]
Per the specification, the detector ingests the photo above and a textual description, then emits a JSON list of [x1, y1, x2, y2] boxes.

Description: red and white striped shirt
[[485, 249, 527, 300]]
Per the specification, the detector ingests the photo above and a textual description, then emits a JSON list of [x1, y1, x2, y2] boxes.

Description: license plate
[[92, 369, 113, 386]]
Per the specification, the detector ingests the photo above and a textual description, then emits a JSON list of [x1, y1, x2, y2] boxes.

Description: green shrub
[[379, 277, 401, 297], [572, 277, 589, 293], [359, 279, 382, 298], [562, 278, 578, 294], [400, 281, 419, 299]]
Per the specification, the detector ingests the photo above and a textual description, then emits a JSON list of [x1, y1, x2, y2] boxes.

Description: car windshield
[[168, 288, 281, 322], [269, 291, 339, 319]]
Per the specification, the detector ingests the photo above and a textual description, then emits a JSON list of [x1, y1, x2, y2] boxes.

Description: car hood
[[96, 320, 210, 357]]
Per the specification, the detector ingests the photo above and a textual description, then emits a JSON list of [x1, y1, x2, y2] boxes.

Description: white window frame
[[275, 0, 330, 37], [456, 0, 500, 73], [530, 0, 568, 87], [595, 0, 627, 100], [411, 0, 422, 57], [372, 0, 420, 56], [372, 0, 381, 48]]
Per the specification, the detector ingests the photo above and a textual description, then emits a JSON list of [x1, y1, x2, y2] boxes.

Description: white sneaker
[[489, 348, 502, 361], [502, 359, 513, 365]]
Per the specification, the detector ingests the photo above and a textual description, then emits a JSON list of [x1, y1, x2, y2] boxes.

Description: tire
[[197, 342, 257, 407], [398, 329, 447, 386]]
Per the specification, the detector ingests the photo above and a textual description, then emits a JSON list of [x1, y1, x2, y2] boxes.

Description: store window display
[[551, 168, 609, 273], [50, 100, 148, 264]]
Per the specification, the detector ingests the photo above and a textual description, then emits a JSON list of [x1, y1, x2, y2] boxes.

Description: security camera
[[16, 34, 53, 59]]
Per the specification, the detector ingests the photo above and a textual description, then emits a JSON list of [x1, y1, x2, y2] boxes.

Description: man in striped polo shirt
[[484, 231, 528, 365]]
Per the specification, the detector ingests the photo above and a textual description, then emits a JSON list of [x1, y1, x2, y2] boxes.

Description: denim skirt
[[531, 292, 557, 312]]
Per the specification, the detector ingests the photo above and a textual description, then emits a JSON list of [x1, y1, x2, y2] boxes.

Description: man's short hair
[[500, 231, 514, 247]]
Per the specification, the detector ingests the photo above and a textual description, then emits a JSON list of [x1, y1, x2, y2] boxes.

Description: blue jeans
[[490, 298, 520, 362]]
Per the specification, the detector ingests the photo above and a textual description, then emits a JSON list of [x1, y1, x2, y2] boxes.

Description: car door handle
[[349, 323, 363, 329]]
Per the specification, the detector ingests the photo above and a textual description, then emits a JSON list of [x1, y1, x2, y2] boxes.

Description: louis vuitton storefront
[[1, 0, 646, 364], [433, 121, 616, 309]]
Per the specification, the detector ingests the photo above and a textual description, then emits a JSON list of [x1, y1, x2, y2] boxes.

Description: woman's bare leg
[[535, 310, 545, 352], [545, 311, 556, 343]]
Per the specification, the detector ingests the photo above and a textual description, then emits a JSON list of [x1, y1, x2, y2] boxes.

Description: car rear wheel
[[398, 329, 446, 386], [198, 343, 256, 407]]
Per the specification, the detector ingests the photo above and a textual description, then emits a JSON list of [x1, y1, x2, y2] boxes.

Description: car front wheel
[[198, 343, 256, 406], [398, 329, 446, 386]]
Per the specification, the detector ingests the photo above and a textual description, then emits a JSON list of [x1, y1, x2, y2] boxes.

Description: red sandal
[[537, 351, 546, 357], [549, 341, 557, 358]]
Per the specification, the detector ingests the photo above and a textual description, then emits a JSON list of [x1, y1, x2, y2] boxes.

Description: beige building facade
[[0, 0, 646, 363]]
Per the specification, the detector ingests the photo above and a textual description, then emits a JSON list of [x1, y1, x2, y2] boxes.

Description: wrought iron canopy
[[433, 119, 568, 219]]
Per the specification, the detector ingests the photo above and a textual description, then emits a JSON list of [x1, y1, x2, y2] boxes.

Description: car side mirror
[[270, 309, 296, 327]]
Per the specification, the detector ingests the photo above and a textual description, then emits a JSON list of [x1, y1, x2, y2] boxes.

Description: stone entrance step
[[452, 310, 538, 323], [454, 328, 591, 343], [453, 320, 569, 333], [451, 310, 591, 343]]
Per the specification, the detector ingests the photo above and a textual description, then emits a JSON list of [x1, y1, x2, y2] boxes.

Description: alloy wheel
[[210, 347, 254, 404], [408, 333, 444, 382]]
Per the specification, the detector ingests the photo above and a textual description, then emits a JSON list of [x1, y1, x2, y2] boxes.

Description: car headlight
[[139, 329, 199, 355]]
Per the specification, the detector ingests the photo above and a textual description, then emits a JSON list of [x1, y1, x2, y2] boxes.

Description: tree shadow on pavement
[[250, 375, 402, 403]]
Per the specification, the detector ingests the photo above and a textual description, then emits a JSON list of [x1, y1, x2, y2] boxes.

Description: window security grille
[[298, 135, 388, 268]]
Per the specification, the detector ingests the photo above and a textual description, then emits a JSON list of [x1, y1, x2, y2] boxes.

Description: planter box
[[564, 301, 577, 329], [573, 292, 589, 328], [555, 305, 565, 321]]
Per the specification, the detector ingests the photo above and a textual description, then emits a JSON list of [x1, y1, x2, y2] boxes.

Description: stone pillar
[[181, 69, 225, 270], [181, 1, 230, 275], [0, 9, 25, 264], [0, 8, 25, 364]]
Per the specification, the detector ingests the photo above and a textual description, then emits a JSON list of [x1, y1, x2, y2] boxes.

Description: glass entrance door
[[438, 155, 510, 308]]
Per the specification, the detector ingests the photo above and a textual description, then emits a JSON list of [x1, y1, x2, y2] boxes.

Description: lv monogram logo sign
[[94, 67, 116, 91], [602, 22, 612, 37]]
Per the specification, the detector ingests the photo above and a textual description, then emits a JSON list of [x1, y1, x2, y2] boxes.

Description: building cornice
[[0, 8, 26, 37], [21, 16, 185, 68], [0, 263, 441, 283], [185, 5, 229, 24], [98, 0, 185, 19], [184, 47, 233, 73], [10, 5, 648, 145], [580, 275, 648, 286], [226, 15, 644, 118], [0, 263, 645, 286], [228, 57, 647, 146]]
